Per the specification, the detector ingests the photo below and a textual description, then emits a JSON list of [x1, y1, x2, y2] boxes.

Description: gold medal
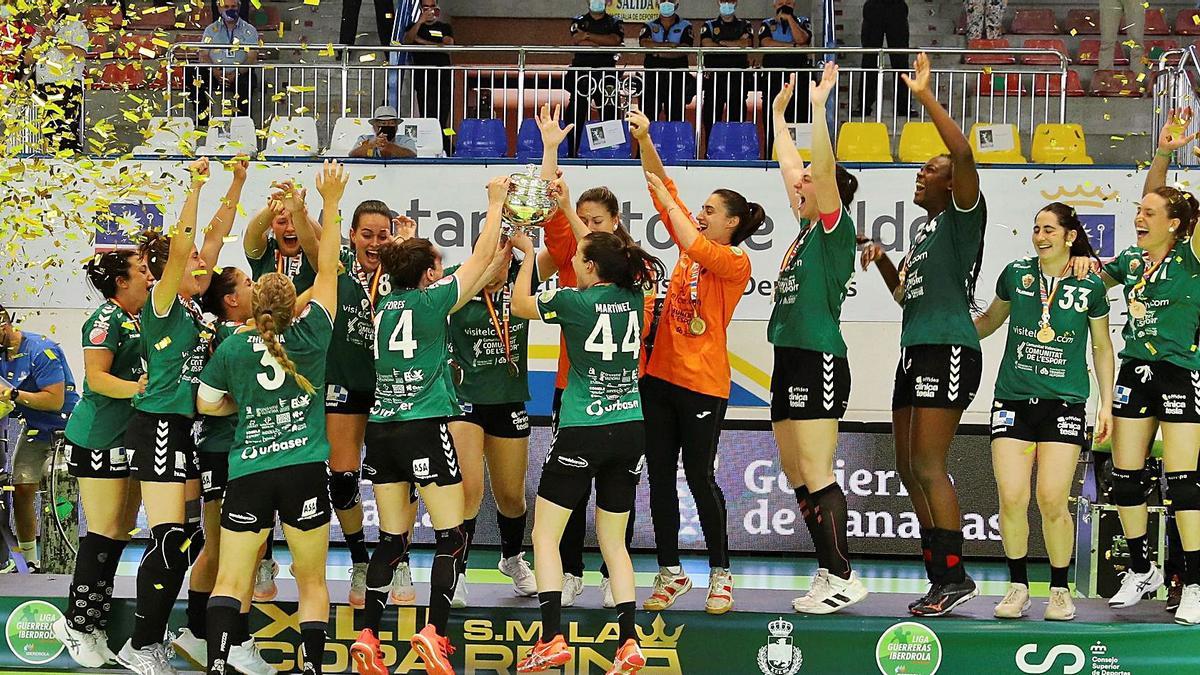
[[1036, 325, 1056, 343], [688, 317, 707, 335], [507, 361, 520, 378], [1129, 299, 1147, 319]]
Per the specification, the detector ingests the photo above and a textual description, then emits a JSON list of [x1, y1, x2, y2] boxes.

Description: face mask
[[719, 3, 736, 16], [589, 0, 605, 13], [660, 2, 676, 17], [222, 8, 239, 21]]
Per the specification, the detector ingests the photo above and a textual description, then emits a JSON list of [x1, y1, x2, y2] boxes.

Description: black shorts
[[221, 462, 331, 532], [538, 421, 645, 513], [770, 347, 851, 422], [64, 441, 130, 479], [1113, 359, 1200, 423], [363, 418, 462, 487], [990, 398, 1087, 445], [123, 411, 200, 483], [891, 344, 983, 410], [199, 451, 229, 502], [456, 402, 531, 439], [325, 384, 374, 415]]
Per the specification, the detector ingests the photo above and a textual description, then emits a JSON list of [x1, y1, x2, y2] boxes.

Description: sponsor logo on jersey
[[1114, 385, 1131, 405], [89, 326, 109, 345], [326, 385, 349, 404], [585, 398, 640, 416], [992, 409, 1015, 427], [227, 512, 258, 525]]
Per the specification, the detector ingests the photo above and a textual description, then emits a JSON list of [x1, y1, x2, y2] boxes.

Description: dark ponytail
[[835, 165, 859, 208], [713, 189, 767, 246], [1153, 186, 1200, 239], [582, 231, 666, 292], [379, 237, 437, 289], [137, 229, 171, 279], [1038, 202, 1099, 263], [84, 250, 138, 299], [200, 267, 242, 319]]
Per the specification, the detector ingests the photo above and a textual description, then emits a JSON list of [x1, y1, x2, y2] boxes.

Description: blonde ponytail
[[252, 273, 315, 394]]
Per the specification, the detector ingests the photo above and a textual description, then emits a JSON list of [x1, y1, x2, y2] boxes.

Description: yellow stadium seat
[[968, 123, 1028, 163], [898, 122, 950, 163], [836, 122, 893, 163], [1031, 123, 1093, 164]]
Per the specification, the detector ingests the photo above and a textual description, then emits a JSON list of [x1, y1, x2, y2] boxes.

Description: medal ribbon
[[683, 253, 701, 320], [1038, 261, 1071, 329], [352, 256, 383, 305], [273, 249, 299, 277], [1131, 251, 1170, 301], [779, 224, 815, 272], [483, 285, 514, 374]]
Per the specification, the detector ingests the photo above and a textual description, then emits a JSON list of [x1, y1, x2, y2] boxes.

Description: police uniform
[[699, 16, 752, 138], [639, 16, 695, 121], [758, 12, 812, 144], [411, 20, 455, 154], [566, 12, 625, 155]]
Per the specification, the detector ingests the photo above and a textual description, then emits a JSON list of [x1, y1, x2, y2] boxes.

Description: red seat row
[[965, 37, 1189, 66], [1008, 8, 1191, 36], [974, 69, 1145, 98]]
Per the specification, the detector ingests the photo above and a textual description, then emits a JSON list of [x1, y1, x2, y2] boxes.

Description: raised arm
[[903, 53, 978, 209], [1089, 314, 1115, 444], [973, 296, 1011, 339], [509, 232, 541, 320], [809, 62, 842, 216], [629, 108, 667, 181], [538, 103, 573, 180], [243, 201, 276, 260], [550, 176, 590, 241], [312, 160, 348, 317], [1146, 107, 1197, 196], [200, 157, 248, 274], [275, 179, 323, 264], [646, 172, 698, 250], [771, 73, 804, 220], [450, 177, 508, 311], [153, 158, 209, 316]]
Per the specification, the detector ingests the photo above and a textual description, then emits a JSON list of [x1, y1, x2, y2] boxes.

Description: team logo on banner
[[1039, 185, 1117, 257], [757, 617, 802, 675], [4, 600, 64, 665], [875, 621, 942, 675]]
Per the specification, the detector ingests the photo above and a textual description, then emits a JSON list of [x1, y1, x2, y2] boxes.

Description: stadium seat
[[1140, 8, 1170, 36], [252, 7, 282, 31], [1033, 70, 1087, 97], [84, 5, 124, 29], [324, 118, 373, 157], [1031, 123, 1093, 164], [1090, 69, 1144, 97], [1145, 39, 1182, 66], [1077, 39, 1128, 66], [200, 117, 258, 156], [516, 118, 567, 162], [264, 117, 320, 157], [1065, 9, 1102, 35], [179, 6, 212, 31], [401, 117, 447, 158], [1175, 9, 1200, 36], [130, 6, 176, 30], [93, 63, 146, 90], [117, 33, 163, 60], [978, 72, 1026, 96], [132, 117, 197, 156], [1010, 9, 1058, 35], [836, 122, 893, 163], [968, 123, 1027, 163], [580, 121, 632, 159], [87, 34, 110, 59], [1021, 39, 1070, 65], [456, 118, 508, 158], [650, 121, 697, 164], [769, 123, 812, 162], [963, 39, 1015, 65], [706, 122, 760, 161], [147, 65, 185, 91], [898, 122, 949, 164]]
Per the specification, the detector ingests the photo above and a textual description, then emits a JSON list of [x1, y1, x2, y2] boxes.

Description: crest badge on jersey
[[89, 327, 108, 345], [1130, 258, 1141, 273], [1021, 274, 1033, 289]]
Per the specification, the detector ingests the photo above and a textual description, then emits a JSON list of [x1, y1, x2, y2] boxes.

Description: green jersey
[[199, 302, 334, 480], [370, 276, 461, 423], [133, 294, 213, 417], [246, 238, 317, 293], [198, 322, 243, 454], [326, 247, 384, 391], [1103, 240, 1200, 370], [768, 208, 856, 356], [447, 261, 534, 405], [537, 284, 644, 428], [993, 258, 1109, 403], [900, 195, 987, 350], [64, 301, 145, 450]]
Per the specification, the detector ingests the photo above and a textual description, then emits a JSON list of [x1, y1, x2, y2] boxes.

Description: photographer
[[350, 105, 418, 159]]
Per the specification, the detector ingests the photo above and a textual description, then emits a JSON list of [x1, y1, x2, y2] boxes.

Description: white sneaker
[[792, 569, 831, 612], [0, 559, 15, 573], [1109, 563, 1165, 608], [52, 616, 106, 668], [793, 570, 868, 615], [117, 639, 177, 675], [1175, 584, 1200, 625], [561, 573, 585, 608], [348, 562, 368, 609], [95, 628, 119, 664], [498, 552, 538, 597], [600, 576, 615, 609], [170, 627, 206, 669], [451, 573, 469, 609], [993, 582, 1032, 619], [229, 638, 278, 675], [390, 561, 416, 605], [254, 559, 279, 602]]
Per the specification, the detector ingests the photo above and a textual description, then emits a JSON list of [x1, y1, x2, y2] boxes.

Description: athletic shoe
[[642, 568, 692, 611], [605, 638, 646, 675], [1175, 584, 1200, 625], [254, 559, 280, 602], [452, 573, 469, 609], [410, 624, 456, 675], [794, 570, 868, 615], [1167, 573, 1184, 612], [561, 573, 585, 608], [993, 582, 1031, 619], [117, 639, 177, 675], [910, 576, 978, 617], [1108, 563, 1164, 608], [1044, 587, 1076, 621], [391, 562, 416, 605], [348, 562, 369, 609], [170, 627, 206, 669], [793, 569, 831, 612], [908, 584, 935, 612], [230, 638, 277, 675], [52, 616, 107, 668], [600, 576, 615, 609], [94, 628, 119, 664], [705, 568, 734, 615], [499, 553, 538, 597], [516, 634, 571, 672], [0, 559, 15, 574], [26, 561, 41, 573], [350, 628, 388, 675]]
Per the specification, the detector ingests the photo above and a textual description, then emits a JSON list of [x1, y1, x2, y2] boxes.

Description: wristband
[[1156, 149, 1175, 159]]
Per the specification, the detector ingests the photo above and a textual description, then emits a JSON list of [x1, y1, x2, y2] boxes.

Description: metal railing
[[1151, 46, 1200, 164]]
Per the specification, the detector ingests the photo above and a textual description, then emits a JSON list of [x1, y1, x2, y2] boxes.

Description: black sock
[[920, 528, 935, 583], [497, 512, 527, 559], [615, 601, 636, 643], [205, 595, 240, 674], [538, 591, 562, 641], [430, 526, 465, 635], [362, 531, 408, 632], [233, 611, 249, 646], [1050, 565, 1070, 589], [65, 532, 115, 633], [810, 483, 852, 578], [1185, 550, 1200, 586], [939, 529, 966, 584], [794, 486, 824, 569], [300, 621, 326, 675], [98, 538, 127, 631], [1006, 556, 1029, 586], [345, 529, 371, 566], [187, 590, 211, 638], [461, 517, 477, 569], [1128, 534, 1151, 574], [132, 523, 190, 649]]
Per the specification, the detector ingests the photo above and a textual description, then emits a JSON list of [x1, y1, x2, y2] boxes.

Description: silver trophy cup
[[502, 165, 558, 236]]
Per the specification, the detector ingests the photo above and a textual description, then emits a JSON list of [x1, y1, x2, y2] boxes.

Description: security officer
[[404, 0, 455, 155], [639, 1, 695, 122], [567, 0, 626, 156], [759, 0, 812, 146], [699, 0, 752, 148]]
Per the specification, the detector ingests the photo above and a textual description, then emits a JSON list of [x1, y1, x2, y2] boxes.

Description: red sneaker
[[410, 624, 456, 675], [350, 629, 388, 675], [516, 634, 571, 673], [606, 639, 646, 675]]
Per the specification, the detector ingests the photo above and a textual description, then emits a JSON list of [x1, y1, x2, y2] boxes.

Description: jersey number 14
[[375, 309, 418, 359]]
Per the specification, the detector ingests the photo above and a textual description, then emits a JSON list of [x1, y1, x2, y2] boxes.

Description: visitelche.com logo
[[5, 599, 65, 665]]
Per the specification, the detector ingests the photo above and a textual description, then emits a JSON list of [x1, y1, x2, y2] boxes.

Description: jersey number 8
[[375, 309, 417, 359], [584, 312, 641, 361]]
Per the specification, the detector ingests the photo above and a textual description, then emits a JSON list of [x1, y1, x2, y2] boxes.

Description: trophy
[[502, 165, 558, 237]]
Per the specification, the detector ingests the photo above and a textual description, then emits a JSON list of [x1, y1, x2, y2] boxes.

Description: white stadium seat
[[401, 117, 446, 158], [132, 116, 196, 156], [198, 117, 258, 156], [324, 117, 373, 157], [263, 116, 320, 158]]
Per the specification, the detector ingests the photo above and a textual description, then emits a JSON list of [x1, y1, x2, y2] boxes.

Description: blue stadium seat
[[650, 121, 697, 164], [515, 118, 566, 162], [579, 121, 632, 159], [456, 118, 508, 158], [706, 122, 760, 161]]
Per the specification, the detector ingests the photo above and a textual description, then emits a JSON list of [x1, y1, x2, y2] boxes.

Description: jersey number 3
[[584, 312, 641, 361], [252, 342, 285, 391], [375, 309, 417, 359], [1057, 286, 1091, 312]]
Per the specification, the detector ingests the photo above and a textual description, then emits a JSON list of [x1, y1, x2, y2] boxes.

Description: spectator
[[208, 0, 249, 23], [404, 0, 454, 155], [1100, 0, 1145, 74], [0, 305, 79, 573], [759, 0, 812, 144], [24, 2, 87, 152], [857, 0, 909, 117], [965, 0, 1006, 40], [192, 0, 258, 127], [639, 0, 695, 122], [566, 0, 625, 156], [340, 0, 398, 46], [350, 105, 418, 158], [700, 0, 753, 144]]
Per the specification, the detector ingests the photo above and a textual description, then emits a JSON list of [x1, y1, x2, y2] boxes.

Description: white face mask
[[660, 2, 676, 17], [589, 0, 606, 13]]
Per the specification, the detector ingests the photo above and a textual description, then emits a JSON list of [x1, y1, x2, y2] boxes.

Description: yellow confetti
[[359, 53, 377, 63], [180, 538, 192, 552], [154, 584, 163, 590], [43, 349, 57, 360], [304, 0, 320, 5], [443, 128, 455, 136], [130, 528, 141, 536], [1, 486, 13, 492], [154, 337, 173, 351], [223, 235, 239, 243]]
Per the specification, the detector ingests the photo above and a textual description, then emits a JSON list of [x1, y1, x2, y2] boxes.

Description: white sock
[[18, 540, 37, 565], [664, 565, 682, 575]]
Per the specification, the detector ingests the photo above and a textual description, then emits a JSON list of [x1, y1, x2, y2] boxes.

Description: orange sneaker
[[410, 624, 456, 675], [350, 629, 388, 675], [516, 634, 571, 673], [606, 639, 646, 675]]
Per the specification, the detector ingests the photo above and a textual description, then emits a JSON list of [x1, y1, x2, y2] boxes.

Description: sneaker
[[793, 569, 831, 612], [254, 559, 280, 602], [1167, 573, 1184, 612], [600, 576, 615, 609], [26, 561, 41, 573], [229, 638, 276, 675], [410, 623, 456, 675], [452, 573, 469, 609], [350, 628, 388, 675], [170, 627, 206, 670], [993, 582, 1031, 619], [0, 559, 15, 574], [794, 570, 868, 615], [908, 583, 936, 612], [1175, 584, 1200, 625], [1108, 563, 1164, 608], [499, 553, 538, 597], [117, 639, 177, 675], [95, 628, 119, 664], [52, 616, 107, 668], [605, 638, 646, 675], [516, 634, 571, 672], [391, 562, 416, 605], [1044, 587, 1076, 621], [910, 576, 978, 617], [705, 568, 734, 615], [348, 562, 369, 609], [561, 573, 584, 608], [642, 568, 692, 611]]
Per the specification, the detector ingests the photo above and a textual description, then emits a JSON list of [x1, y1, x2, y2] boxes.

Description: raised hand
[[1159, 107, 1199, 152], [487, 176, 511, 205], [772, 73, 796, 117], [315, 160, 348, 202], [392, 214, 418, 241], [626, 107, 651, 140], [537, 103, 574, 148], [509, 230, 534, 254], [900, 52, 932, 97], [645, 171, 671, 202], [227, 155, 250, 182], [549, 177, 571, 210], [810, 62, 837, 106], [859, 239, 885, 271], [189, 157, 210, 187]]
